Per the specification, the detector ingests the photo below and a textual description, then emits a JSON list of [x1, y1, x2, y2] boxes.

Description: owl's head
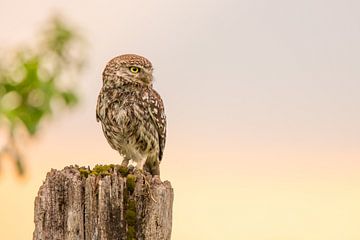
[[103, 54, 154, 86]]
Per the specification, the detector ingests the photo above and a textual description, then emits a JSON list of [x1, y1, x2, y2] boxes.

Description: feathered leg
[[144, 155, 160, 176], [121, 155, 130, 167]]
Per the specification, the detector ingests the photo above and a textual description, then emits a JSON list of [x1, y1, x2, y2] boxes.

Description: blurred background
[[1, 0, 360, 239]]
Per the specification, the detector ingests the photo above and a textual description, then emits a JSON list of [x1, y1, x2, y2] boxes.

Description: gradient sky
[[1, 0, 360, 239]]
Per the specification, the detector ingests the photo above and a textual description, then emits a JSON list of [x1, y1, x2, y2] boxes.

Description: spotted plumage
[[96, 54, 166, 175]]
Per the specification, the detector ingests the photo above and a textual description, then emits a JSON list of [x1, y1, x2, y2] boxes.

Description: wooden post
[[33, 165, 174, 240]]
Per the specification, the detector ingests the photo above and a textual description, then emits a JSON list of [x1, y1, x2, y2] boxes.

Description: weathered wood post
[[33, 165, 174, 240]]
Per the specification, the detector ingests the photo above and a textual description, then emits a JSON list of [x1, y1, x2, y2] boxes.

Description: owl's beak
[[140, 70, 153, 84]]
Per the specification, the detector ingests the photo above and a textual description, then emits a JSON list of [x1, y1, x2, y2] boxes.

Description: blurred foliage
[[0, 16, 86, 175]]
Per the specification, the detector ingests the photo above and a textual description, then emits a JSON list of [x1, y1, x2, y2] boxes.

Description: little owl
[[96, 54, 166, 176]]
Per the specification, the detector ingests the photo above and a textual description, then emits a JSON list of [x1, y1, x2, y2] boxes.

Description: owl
[[96, 54, 166, 176]]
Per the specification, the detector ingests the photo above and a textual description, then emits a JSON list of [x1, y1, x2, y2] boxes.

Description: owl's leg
[[144, 155, 160, 176], [136, 157, 147, 171], [122, 156, 136, 173], [121, 156, 130, 167]]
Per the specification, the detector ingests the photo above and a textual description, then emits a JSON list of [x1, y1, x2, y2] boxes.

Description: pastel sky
[[0, 0, 360, 239]]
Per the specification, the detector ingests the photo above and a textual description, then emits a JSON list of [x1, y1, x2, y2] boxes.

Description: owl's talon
[[128, 165, 135, 173]]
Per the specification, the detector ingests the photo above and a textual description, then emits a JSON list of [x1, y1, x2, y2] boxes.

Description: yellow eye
[[129, 66, 140, 73]]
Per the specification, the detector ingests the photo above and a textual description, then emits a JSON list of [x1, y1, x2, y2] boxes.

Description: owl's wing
[[96, 91, 105, 122], [148, 89, 166, 161]]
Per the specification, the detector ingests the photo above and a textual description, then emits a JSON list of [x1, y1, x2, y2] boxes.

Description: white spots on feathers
[[142, 91, 149, 100]]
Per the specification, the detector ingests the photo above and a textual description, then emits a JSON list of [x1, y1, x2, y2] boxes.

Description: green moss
[[127, 226, 136, 240], [126, 209, 136, 225], [78, 164, 129, 178], [79, 167, 90, 178], [126, 199, 137, 225], [118, 165, 129, 177], [126, 174, 136, 193], [91, 164, 112, 176], [123, 190, 129, 203], [128, 199, 136, 210], [125, 179, 137, 238]]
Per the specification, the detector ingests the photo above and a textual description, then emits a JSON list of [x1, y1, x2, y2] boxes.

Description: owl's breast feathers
[[96, 84, 166, 161]]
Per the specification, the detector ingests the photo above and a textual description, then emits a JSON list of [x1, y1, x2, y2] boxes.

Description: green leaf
[[0, 15, 86, 176], [15, 104, 44, 135], [61, 91, 78, 106]]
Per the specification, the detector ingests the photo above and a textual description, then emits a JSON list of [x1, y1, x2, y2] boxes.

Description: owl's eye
[[129, 66, 140, 73]]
